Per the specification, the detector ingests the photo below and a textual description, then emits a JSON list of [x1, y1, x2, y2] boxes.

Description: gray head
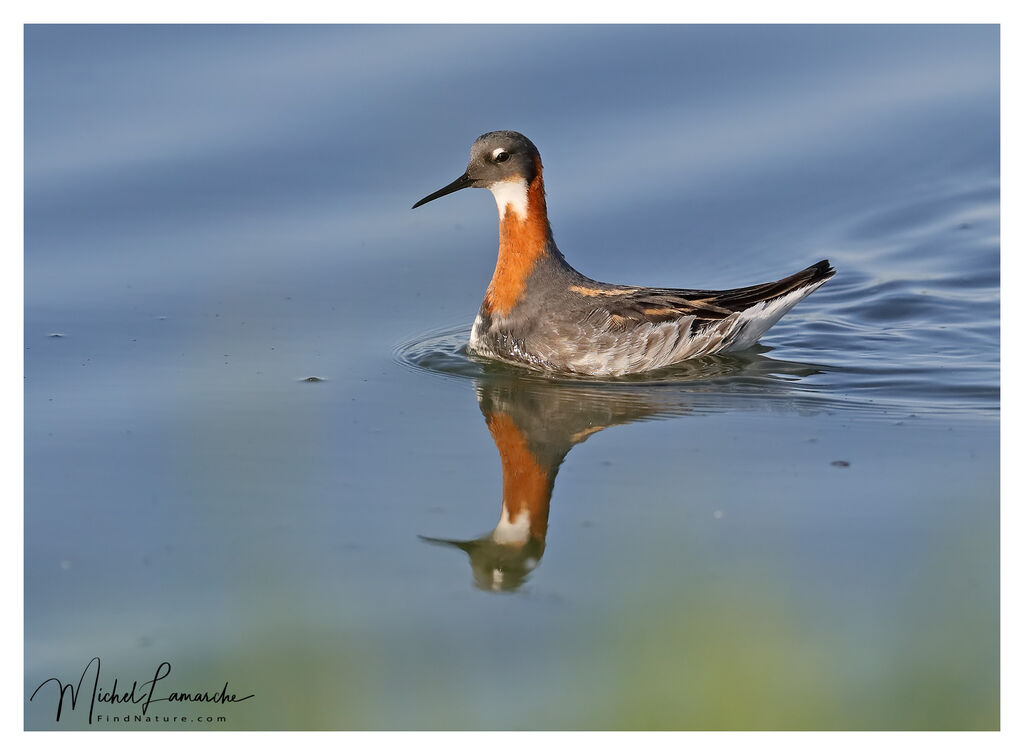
[[419, 533, 545, 593], [412, 131, 542, 209]]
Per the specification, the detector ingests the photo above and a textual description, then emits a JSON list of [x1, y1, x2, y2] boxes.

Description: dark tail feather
[[805, 259, 836, 284], [704, 259, 836, 311]]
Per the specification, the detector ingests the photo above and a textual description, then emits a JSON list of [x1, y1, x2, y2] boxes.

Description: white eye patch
[[492, 148, 507, 159]]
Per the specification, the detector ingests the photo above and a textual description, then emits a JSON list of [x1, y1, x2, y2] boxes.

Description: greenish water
[[25, 25, 998, 730]]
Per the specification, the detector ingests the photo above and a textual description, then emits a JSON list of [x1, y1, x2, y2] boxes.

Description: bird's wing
[[586, 260, 836, 329]]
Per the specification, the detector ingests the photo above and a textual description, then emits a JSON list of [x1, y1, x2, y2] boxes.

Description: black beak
[[418, 535, 477, 554], [412, 173, 474, 209]]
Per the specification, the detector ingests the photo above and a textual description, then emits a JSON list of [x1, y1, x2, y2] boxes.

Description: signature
[[29, 657, 254, 723]]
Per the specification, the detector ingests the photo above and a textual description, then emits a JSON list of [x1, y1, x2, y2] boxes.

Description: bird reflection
[[421, 349, 829, 592]]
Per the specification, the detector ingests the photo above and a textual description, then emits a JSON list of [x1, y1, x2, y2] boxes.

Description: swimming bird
[[413, 131, 834, 376]]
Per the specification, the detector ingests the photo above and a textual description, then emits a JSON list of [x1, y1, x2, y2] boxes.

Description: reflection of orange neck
[[485, 411, 553, 544], [483, 161, 552, 317]]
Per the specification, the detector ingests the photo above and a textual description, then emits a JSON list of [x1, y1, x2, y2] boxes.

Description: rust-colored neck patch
[[483, 158, 552, 317], [485, 411, 552, 543]]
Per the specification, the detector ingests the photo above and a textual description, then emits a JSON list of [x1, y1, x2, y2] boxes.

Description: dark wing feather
[[595, 260, 835, 327]]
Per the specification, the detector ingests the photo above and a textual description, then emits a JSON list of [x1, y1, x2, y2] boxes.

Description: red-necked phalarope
[[413, 130, 835, 376]]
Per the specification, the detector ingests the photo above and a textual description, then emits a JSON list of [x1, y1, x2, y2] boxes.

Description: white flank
[[722, 281, 827, 352], [488, 179, 529, 220]]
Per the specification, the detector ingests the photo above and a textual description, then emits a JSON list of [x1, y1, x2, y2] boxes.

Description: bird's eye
[[494, 151, 510, 163]]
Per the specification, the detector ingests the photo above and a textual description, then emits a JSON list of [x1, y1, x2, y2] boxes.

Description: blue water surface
[[25, 25, 998, 730]]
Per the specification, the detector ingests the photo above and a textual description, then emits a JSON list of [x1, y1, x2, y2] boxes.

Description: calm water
[[24, 25, 999, 730]]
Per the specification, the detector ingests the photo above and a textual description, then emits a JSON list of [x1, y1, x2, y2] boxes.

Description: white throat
[[492, 505, 530, 545], [488, 179, 529, 220]]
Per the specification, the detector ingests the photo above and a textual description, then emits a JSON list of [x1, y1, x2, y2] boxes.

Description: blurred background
[[25, 25, 998, 729]]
